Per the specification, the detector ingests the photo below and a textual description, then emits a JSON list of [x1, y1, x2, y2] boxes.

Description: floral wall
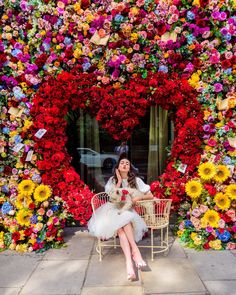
[[0, 0, 235, 252]]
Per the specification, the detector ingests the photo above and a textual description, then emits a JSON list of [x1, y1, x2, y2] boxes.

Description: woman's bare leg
[[123, 223, 146, 266], [117, 228, 135, 279]]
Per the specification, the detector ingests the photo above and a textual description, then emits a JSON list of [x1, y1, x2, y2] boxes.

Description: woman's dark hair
[[113, 153, 137, 188]]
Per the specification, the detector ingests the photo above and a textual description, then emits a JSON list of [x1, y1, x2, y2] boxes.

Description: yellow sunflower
[[198, 162, 216, 181], [15, 194, 32, 209], [214, 193, 231, 211], [18, 180, 35, 196], [202, 210, 220, 228], [185, 180, 202, 199], [33, 185, 51, 202], [16, 209, 32, 227], [214, 165, 230, 183], [225, 184, 236, 200]]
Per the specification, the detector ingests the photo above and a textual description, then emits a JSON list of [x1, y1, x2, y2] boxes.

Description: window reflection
[[66, 108, 173, 193]]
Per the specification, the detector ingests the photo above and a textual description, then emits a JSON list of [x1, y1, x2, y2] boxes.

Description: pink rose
[[207, 138, 217, 147]]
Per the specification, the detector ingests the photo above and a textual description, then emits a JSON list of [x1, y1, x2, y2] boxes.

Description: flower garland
[[0, 0, 235, 252]]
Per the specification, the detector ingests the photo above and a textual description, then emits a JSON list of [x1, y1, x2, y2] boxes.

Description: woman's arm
[[132, 192, 154, 204], [132, 177, 154, 203]]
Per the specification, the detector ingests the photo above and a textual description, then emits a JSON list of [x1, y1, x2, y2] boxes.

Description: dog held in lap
[[109, 188, 154, 216], [109, 188, 133, 214]]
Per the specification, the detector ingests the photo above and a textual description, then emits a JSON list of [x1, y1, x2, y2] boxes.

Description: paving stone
[[81, 286, 143, 295], [20, 260, 88, 295], [0, 288, 21, 295], [84, 253, 141, 287], [204, 280, 236, 295], [166, 238, 186, 258], [186, 251, 236, 280], [0, 252, 42, 288], [44, 231, 94, 260], [141, 257, 206, 294], [150, 292, 207, 295]]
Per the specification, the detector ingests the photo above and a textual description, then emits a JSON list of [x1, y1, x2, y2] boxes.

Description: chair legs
[[151, 228, 154, 261], [97, 238, 102, 261]]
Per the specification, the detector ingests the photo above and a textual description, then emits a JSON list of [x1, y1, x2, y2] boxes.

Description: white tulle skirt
[[88, 202, 148, 242]]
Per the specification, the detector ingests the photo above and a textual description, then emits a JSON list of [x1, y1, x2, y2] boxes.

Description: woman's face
[[118, 159, 130, 173]]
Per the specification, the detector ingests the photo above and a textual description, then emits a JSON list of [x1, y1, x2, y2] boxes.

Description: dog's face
[[109, 189, 122, 202]]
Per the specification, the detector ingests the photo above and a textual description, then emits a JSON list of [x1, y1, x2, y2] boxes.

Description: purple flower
[[203, 124, 210, 132], [206, 226, 213, 233], [219, 12, 227, 21], [214, 83, 223, 92], [212, 11, 220, 20]]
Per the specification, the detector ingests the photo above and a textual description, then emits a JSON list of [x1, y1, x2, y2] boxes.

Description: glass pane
[[66, 108, 172, 193]]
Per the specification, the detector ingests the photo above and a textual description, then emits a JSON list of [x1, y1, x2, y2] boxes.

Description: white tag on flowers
[[177, 163, 187, 173], [25, 150, 34, 162], [12, 143, 24, 153], [227, 165, 235, 176], [8, 107, 24, 117], [209, 155, 216, 162], [35, 129, 47, 139]]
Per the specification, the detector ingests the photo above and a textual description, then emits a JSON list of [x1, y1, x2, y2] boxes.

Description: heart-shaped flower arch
[[30, 70, 204, 224]]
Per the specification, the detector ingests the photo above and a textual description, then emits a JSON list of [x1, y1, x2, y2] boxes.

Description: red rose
[[12, 232, 20, 242], [24, 228, 33, 237], [81, 0, 90, 9], [204, 184, 217, 196], [203, 242, 210, 250], [221, 59, 231, 69]]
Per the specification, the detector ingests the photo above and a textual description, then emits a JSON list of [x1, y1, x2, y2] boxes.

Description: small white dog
[[109, 188, 133, 214], [109, 187, 154, 216]]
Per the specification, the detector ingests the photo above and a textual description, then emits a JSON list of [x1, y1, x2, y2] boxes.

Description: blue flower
[[51, 205, 59, 212], [11, 48, 21, 57], [30, 215, 38, 224], [184, 220, 192, 227], [158, 65, 168, 73], [114, 14, 124, 22], [64, 37, 71, 45], [216, 230, 231, 242], [223, 33, 231, 41], [82, 62, 91, 71], [1, 202, 12, 214], [14, 135, 22, 144], [223, 156, 231, 165], [187, 11, 195, 20], [2, 127, 10, 134], [224, 68, 232, 75], [1, 185, 9, 194]]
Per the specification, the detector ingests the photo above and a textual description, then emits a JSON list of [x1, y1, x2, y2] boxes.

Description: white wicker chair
[[91, 192, 172, 261], [134, 199, 172, 261], [91, 192, 117, 261]]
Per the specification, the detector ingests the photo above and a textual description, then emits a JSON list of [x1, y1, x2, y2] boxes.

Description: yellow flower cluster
[[214, 193, 231, 211], [226, 184, 236, 200], [198, 162, 216, 181], [201, 210, 220, 228], [185, 180, 202, 199], [209, 239, 222, 250]]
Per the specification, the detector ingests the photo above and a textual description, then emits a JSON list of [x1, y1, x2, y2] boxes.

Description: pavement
[[0, 227, 236, 295]]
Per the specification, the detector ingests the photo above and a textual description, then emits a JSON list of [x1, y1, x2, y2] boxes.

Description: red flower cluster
[[96, 78, 148, 140], [30, 70, 204, 221]]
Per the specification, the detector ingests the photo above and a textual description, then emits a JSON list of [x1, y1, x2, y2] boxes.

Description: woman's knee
[[117, 227, 125, 236]]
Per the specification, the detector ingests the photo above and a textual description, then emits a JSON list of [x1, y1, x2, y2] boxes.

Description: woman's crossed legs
[[117, 222, 146, 280]]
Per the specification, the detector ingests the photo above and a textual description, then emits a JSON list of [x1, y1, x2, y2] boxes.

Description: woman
[[88, 154, 154, 281]]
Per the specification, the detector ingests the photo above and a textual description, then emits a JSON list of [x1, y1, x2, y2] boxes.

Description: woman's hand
[[132, 192, 154, 204], [115, 169, 122, 187]]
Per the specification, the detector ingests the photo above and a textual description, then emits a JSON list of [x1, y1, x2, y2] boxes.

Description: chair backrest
[[134, 199, 172, 226], [91, 192, 110, 213]]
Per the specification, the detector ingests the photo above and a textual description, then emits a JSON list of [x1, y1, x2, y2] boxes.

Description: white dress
[[87, 177, 150, 242]]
